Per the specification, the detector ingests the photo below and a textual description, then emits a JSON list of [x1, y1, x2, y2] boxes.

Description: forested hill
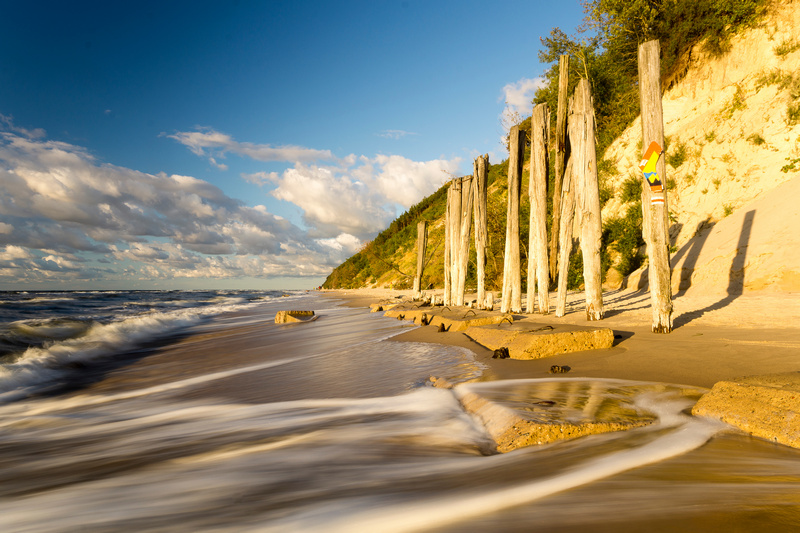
[[322, 0, 779, 292]]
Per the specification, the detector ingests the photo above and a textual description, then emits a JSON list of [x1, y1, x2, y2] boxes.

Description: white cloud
[[378, 129, 417, 139], [0, 117, 462, 288], [167, 127, 334, 167], [373, 154, 459, 207], [317, 233, 362, 255], [500, 77, 547, 115], [0, 114, 46, 139], [269, 154, 459, 240], [0, 124, 354, 287], [241, 171, 279, 186]]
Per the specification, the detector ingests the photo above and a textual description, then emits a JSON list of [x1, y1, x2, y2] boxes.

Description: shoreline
[[321, 287, 800, 448], [320, 287, 800, 389]]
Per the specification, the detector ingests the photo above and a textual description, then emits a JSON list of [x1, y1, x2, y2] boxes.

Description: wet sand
[[8, 290, 800, 531], [321, 288, 800, 390]]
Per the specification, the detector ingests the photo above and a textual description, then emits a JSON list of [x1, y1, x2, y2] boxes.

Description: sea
[[0, 289, 798, 532]]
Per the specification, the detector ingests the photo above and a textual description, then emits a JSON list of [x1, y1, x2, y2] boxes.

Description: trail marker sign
[[639, 141, 665, 205]]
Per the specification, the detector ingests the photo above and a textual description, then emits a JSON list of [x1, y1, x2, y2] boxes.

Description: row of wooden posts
[[412, 40, 674, 333]]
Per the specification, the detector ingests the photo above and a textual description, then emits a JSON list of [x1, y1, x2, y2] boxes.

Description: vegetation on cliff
[[323, 0, 770, 291]]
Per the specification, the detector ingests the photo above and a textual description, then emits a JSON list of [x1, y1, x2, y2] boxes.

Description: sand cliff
[[602, 0, 800, 294]]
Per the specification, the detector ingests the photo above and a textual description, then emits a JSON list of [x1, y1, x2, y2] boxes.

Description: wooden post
[[455, 176, 474, 306], [528, 103, 550, 314], [555, 155, 575, 317], [501, 125, 524, 314], [473, 154, 489, 309], [549, 54, 570, 282], [449, 178, 462, 305], [573, 79, 603, 321], [443, 185, 452, 305], [413, 220, 427, 296], [638, 39, 673, 333]]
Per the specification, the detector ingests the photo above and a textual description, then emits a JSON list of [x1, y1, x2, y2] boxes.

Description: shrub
[[718, 84, 747, 120], [602, 203, 645, 279], [666, 140, 687, 167], [781, 157, 800, 173], [775, 39, 800, 56], [620, 175, 642, 204], [755, 68, 793, 90], [788, 103, 800, 125]]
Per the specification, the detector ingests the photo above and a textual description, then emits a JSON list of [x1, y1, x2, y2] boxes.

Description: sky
[[0, 0, 586, 290]]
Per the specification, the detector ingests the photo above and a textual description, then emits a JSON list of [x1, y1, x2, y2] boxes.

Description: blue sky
[[0, 0, 585, 290]]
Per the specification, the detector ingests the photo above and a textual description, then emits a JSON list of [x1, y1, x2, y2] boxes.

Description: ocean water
[[0, 290, 798, 532]]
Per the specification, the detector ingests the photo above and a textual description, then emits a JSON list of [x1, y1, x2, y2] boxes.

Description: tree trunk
[[473, 154, 489, 309], [549, 54, 570, 282], [528, 103, 551, 314], [638, 39, 673, 333], [573, 79, 603, 321], [501, 125, 524, 314], [413, 220, 427, 296]]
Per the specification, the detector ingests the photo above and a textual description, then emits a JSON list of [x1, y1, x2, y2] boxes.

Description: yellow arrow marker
[[638, 141, 663, 193]]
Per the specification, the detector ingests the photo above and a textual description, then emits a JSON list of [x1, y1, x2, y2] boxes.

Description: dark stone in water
[[492, 347, 510, 359], [550, 365, 571, 374]]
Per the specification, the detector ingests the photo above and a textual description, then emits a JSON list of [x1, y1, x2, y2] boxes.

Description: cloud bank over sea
[[0, 119, 458, 289]]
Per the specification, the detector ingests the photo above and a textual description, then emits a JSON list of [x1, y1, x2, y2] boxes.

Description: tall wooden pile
[[501, 125, 525, 314], [413, 221, 427, 297], [638, 39, 673, 333], [549, 54, 570, 282], [444, 176, 474, 306], [473, 154, 489, 308], [528, 103, 550, 314], [555, 79, 604, 320]]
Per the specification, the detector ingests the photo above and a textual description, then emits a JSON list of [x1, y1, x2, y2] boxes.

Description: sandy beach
[[322, 287, 800, 389], [3, 290, 798, 531]]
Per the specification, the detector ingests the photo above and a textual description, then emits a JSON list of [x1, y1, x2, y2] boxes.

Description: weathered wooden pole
[[555, 155, 575, 317], [443, 185, 452, 305], [638, 39, 673, 333], [455, 176, 474, 306], [413, 220, 428, 297], [445, 178, 463, 305], [528, 103, 550, 314], [573, 79, 603, 321], [449, 178, 462, 305], [473, 154, 489, 309], [549, 54, 570, 282], [501, 125, 524, 314]]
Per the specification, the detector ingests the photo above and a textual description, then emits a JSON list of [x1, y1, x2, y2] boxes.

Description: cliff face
[[602, 0, 800, 294], [326, 1, 800, 295]]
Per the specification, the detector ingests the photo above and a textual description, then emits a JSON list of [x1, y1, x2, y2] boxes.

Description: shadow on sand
[[673, 210, 755, 328]]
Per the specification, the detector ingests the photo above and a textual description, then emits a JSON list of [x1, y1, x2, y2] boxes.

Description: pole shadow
[[674, 210, 755, 328], [673, 217, 715, 296]]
